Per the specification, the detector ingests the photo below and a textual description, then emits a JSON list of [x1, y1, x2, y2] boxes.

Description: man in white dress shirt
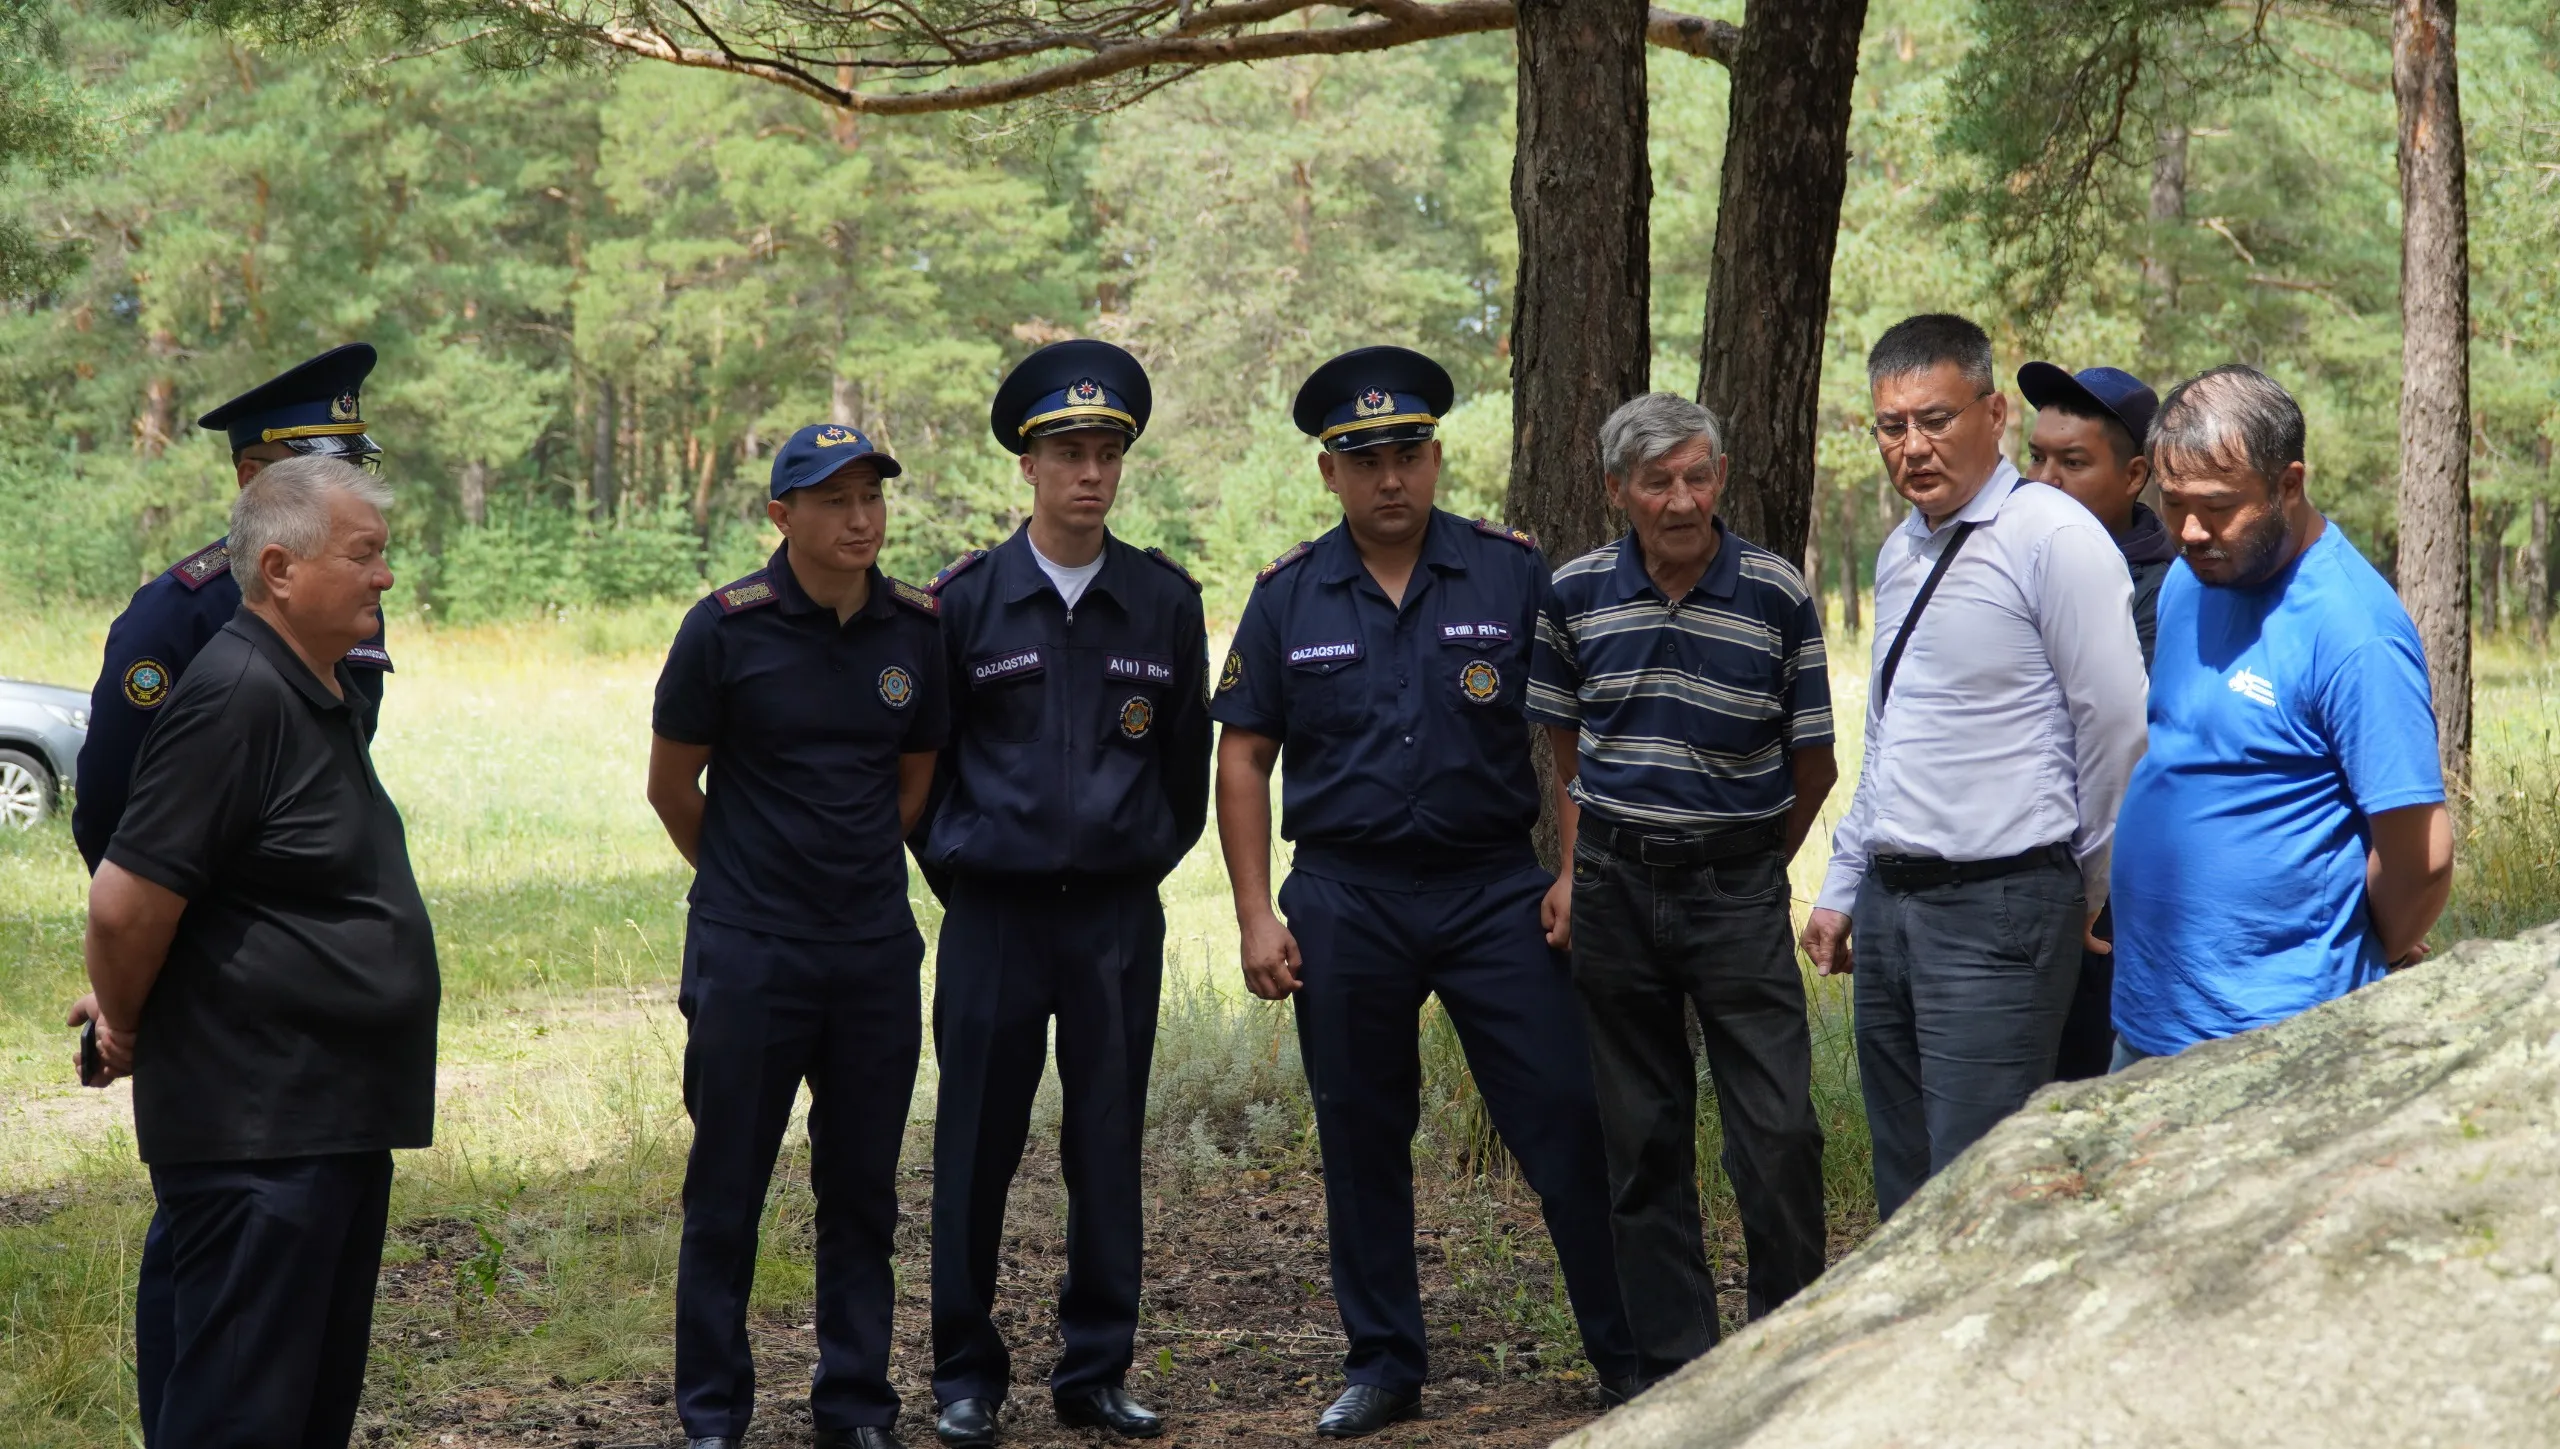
[[1800, 314, 2148, 1221]]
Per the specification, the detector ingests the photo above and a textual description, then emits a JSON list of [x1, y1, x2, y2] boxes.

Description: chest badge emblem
[[878, 665, 915, 709], [1459, 659, 1501, 704], [123, 658, 171, 709], [1118, 695, 1155, 739], [2228, 667, 2277, 708]]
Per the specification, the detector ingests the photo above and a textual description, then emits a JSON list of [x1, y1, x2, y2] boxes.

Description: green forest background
[[3, 0, 2556, 631]]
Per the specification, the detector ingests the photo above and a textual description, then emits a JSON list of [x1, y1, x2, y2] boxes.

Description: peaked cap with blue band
[[990, 338, 1151, 455], [770, 422, 903, 499], [1293, 346, 1454, 453], [196, 343, 381, 458]]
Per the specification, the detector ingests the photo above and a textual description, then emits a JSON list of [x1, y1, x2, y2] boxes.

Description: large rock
[[1564, 926, 2560, 1449]]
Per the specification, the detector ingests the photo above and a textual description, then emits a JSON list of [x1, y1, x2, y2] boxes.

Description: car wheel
[[0, 749, 53, 829]]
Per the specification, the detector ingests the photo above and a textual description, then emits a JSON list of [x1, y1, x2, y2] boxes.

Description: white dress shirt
[[1816, 459, 2148, 915]]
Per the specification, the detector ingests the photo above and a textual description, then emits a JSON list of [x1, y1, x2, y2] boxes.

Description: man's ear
[[1603, 473, 1627, 511], [1985, 391, 2011, 434], [235, 455, 263, 488], [257, 542, 297, 600], [766, 497, 793, 535], [1317, 450, 1341, 498], [2123, 452, 2152, 500], [1018, 449, 1040, 484], [2277, 459, 2309, 505]]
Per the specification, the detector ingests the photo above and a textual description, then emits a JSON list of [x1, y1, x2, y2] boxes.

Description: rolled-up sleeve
[[2034, 520, 2149, 913]]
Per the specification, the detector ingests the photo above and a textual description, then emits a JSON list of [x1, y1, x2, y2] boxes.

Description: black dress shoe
[[1593, 1375, 1650, 1409], [816, 1429, 907, 1449], [1314, 1384, 1421, 1439], [1054, 1386, 1163, 1439], [936, 1398, 1000, 1448]]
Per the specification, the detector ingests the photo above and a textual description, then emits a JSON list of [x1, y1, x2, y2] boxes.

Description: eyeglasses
[[1870, 392, 1991, 447], [349, 453, 384, 476]]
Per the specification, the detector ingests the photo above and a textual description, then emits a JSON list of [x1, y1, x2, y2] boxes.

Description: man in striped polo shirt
[[1528, 392, 1836, 1390]]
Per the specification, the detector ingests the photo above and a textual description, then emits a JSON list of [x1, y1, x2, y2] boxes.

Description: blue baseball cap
[[2017, 362, 2160, 448], [770, 423, 902, 500]]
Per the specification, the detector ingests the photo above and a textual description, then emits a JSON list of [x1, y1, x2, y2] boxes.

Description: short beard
[[2209, 507, 2296, 588]]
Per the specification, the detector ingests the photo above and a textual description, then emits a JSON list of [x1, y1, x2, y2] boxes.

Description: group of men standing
[[63, 306, 2456, 1449]]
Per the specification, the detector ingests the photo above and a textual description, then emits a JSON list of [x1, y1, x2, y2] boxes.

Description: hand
[[65, 993, 130, 1085], [1802, 907, 1854, 977], [2084, 904, 2112, 956], [2389, 940, 2431, 971], [1541, 869, 1573, 951], [1239, 909, 1304, 1001]]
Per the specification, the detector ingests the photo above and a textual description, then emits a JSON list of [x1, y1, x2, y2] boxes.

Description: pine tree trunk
[[2529, 490, 2551, 650], [1839, 475, 1863, 635], [1694, 0, 1869, 570], [2392, 0, 2471, 796], [459, 457, 489, 527], [137, 328, 179, 459], [591, 377, 618, 525], [2477, 504, 2506, 636], [1502, 0, 1651, 568]]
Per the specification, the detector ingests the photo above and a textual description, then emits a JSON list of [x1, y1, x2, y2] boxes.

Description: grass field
[[3, 600, 2555, 1447]]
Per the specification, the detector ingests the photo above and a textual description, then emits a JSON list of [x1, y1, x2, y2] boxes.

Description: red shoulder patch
[[712, 573, 778, 615], [1472, 518, 1538, 550], [1256, 540, 1314, 583], [927, 549, 988, 595], [1143, 546, 1202, 593], [169, 540, 232, 592]]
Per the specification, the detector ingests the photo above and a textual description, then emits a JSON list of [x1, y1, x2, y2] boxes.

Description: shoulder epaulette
[[1472, 517, 1539, 550], [712, 571, 779, 615], [168, 540, 232, 592], [927, 549, 989, 595], [1257, 540, 1314, 583], [1143, 546, 1202, 593], [887, 577, 939, 616]]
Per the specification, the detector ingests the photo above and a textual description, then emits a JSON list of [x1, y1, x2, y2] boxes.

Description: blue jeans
[[2109, 1035, 2160, 1073]]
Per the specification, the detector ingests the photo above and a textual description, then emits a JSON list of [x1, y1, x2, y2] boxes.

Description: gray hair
[[229, 455, 393, 601], [1599, 393, 1724, 481], [2149, 364, 2306, 488], [1866, 312, 1996, 392]]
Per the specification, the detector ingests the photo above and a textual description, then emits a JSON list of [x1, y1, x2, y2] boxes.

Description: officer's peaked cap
[[1293, 346, 1454, 453], [990, 339, 1151, 456], [196, 343, 381, 458]]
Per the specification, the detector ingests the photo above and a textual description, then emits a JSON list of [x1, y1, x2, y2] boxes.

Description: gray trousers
[[1852, 856, 2083, 1220]]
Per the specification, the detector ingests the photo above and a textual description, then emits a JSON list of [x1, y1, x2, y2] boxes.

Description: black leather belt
[[1869, 841, 2071, 892], [1581, 815, 1782, 868]]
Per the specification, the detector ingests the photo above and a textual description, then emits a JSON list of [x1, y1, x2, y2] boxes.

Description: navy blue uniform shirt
[[922, 526, 1211, 880], [1527, 522, 1832, 833], [653, 547, 948, 941], [75, 538, 390, 871], [1210, 508, 1548, 883]]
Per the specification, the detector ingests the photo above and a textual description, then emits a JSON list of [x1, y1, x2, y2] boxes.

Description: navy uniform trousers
[[931, 874, 1164, 1407], [676, 918, 925, 1439], [145, 1150, 392, 1449], [1279, 864, 1637, 1395]]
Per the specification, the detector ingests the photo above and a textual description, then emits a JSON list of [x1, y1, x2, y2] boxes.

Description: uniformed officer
[[647, 423, 947, 1449], [919, 340, 1211, 1447], [63, 341, 392, 1446], [1211, 347, 1640, 1437]]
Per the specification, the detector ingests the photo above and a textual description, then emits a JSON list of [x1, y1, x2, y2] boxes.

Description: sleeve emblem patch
[[879, 665, 916, 709], [1218, 647, 1244, 695], [1459, 659, 1502, 704], [123, 658, 172, 709], [1118, 695, 1156, 740]]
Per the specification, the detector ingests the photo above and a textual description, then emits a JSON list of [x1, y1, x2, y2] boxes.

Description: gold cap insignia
[[329, 393, 360, 422], [816, 426, 856, 446], [1071, 378, 1104, 404], [1355, 387, 1395, 418]]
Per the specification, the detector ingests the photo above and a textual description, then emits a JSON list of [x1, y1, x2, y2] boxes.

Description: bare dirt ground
[[367, 1147, 1649, 1449]]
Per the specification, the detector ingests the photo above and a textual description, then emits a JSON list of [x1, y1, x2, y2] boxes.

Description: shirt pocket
[[1284, 638, 1368, 733], [1101, 652, 1176, 748], [966, 645, 1048, 744], [1435, 620, 1522, 717]]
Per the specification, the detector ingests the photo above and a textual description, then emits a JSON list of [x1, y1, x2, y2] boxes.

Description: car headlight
[[44, 703, 88, 731]]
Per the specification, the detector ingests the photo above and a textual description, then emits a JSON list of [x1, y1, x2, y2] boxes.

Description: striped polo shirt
[[1527, 522, 1832, 831]]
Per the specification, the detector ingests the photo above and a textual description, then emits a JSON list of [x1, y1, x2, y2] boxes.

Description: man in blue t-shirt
[[2110, 365, 2453, 1065]]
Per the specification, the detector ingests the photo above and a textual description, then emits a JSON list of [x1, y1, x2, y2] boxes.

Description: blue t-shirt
[[2111, 525, 2444, 1055]]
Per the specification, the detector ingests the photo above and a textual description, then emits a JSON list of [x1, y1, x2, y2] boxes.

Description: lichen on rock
[[1563, 925, 2560, 1449]]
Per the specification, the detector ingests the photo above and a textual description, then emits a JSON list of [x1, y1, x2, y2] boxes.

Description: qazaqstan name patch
[[970, 647, 1045, 685]]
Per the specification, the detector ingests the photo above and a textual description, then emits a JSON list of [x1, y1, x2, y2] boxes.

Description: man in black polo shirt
[[1527, 393, 1837, 1393], [648, 422, 947, 1449], [80, 454, 435, 1448]]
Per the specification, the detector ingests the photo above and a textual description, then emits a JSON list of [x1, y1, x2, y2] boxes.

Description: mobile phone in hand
[[79, 1019, 104, 1087]]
